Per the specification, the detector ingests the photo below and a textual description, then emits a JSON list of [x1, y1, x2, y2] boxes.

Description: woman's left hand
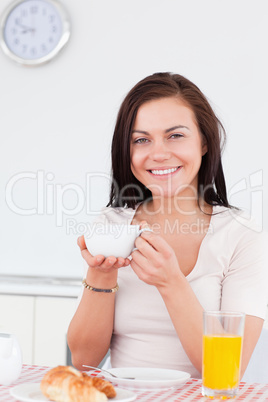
[[130, 228, 183, 290]]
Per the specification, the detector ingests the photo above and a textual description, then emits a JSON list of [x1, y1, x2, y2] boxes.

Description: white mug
[[84, 224, 152, 258], [0, 333, 22, 386]]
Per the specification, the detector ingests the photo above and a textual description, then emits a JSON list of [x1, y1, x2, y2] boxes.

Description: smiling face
[[130, 97, 207, 200]]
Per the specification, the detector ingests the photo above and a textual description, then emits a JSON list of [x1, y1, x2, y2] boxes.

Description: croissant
[[81, 373, 117, 398], [40, 365, 116, 402]]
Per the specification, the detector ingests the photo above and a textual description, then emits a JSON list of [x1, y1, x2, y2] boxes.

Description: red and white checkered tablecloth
[[1, 364, 268, 401]]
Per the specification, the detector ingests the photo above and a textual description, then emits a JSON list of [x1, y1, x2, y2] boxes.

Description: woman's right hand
[[77, 235, 131, 273]]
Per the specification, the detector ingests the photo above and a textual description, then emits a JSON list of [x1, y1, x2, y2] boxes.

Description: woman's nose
[[149, 141, 171, 162]]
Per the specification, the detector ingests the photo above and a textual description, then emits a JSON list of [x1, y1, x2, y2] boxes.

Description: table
[[1, 364, 268, 401]]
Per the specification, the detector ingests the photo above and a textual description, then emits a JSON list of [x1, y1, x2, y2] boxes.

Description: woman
[[67, 72, 268, 378]]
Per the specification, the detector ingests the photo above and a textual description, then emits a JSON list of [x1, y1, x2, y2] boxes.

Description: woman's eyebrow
[[131, 129, 149, 135], [165, 125, 190, 132], [132, 125, 190, 135]]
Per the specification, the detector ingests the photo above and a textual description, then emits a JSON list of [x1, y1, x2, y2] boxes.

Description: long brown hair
[[107, 72, 230, 209]]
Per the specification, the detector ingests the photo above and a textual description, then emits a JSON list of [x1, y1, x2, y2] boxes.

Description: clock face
[[0, 0, 70, 65]]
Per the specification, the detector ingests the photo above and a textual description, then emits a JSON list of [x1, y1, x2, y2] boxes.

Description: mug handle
[[132, 227, 153, 252], [138, 227, 153, 235]]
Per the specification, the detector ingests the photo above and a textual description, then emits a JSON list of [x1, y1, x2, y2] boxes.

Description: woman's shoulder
[[213, 205, 261, 229], [212, 205, 268, 244], [208, 206, 268, 274]]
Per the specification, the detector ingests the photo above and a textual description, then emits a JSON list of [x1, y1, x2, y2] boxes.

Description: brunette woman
[[67, 72, 268, 378]]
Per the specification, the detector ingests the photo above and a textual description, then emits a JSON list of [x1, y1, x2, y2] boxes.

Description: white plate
[[10, 382, 137, 402], [104, 367, 191, 389]]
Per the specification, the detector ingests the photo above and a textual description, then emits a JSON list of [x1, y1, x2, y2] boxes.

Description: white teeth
[[150, 167, 178, 175]]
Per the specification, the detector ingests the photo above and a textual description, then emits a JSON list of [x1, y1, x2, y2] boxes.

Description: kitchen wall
[[0, 0, 267, 279]]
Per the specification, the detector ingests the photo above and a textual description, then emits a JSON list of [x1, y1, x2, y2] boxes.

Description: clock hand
[[15, 21, 35, 33], [21, 28, 36, 34]]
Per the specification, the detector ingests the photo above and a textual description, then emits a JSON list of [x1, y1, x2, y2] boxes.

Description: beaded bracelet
[[82, 278, 119, 293]]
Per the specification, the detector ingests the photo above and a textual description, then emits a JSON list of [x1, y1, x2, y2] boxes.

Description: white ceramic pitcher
[[0, 333, 22, 386]]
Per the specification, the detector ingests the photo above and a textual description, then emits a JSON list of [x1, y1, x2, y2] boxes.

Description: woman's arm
[[159, 274, 204, 372], [131, 230, 204, 372], [67, 236, 130, 370], [157, 278, 264, 377], [241, 315, 264, 377]]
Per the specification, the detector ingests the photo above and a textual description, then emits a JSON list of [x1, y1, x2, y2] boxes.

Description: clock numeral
[[22, 44, 27, 53], [48, 37, 54, 43], [21, 9, 27, 17], [52, 25, 57, 33], [14, 38, 20, 45], [30, 47, 37, 55], [15, 17, 21, 25], [42, 8, 47, 16], [49, 15, 55, 23], [11, 28, 17, 35], [30, 6, 38, 14], [41, 44, 47, 52]]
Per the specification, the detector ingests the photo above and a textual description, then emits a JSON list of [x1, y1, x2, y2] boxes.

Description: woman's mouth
[[148, 166, 181, 176]]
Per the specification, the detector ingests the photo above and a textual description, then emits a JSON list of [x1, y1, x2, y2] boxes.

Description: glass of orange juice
[[202, 311, 245, 399]]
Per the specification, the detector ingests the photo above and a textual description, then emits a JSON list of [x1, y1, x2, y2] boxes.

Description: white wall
[[0, 0, 267, 279]]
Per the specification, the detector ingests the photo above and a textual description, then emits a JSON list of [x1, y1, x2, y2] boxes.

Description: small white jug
[[0, 333, 22, 386]]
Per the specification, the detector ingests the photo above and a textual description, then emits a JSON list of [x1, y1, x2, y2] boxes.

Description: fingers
[[78, 236, 102, 266], [139, 220, 151, 230], [131, 229, 173, 273], [130, 258, 147, 281], [113, 257, 128, 269], [77, 235, 86, 250], [77, 236, 130, 269], [131, 249, 151, 270], [139, 230, 172, 258], [123, 257, 132, 266], [130, 253, 160, 286], [99, 256, 127, 269], [134, 235, 158, 261]]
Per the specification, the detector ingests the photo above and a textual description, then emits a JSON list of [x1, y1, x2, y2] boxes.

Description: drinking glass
[[202, 311, 245, 399]]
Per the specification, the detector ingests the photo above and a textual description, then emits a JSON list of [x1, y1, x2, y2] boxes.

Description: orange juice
[[202, 334, 242, 390]]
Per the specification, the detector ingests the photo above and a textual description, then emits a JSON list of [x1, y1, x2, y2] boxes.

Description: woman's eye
[[133, 138, 149, 144], [170, 133, 183, 139]]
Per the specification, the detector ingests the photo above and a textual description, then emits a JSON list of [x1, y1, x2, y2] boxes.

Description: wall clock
[[0, 0, 71, 66]]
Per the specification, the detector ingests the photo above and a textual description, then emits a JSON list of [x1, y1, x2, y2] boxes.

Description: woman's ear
[[200, 133, 207, 156], [202, 143, 208, 156]]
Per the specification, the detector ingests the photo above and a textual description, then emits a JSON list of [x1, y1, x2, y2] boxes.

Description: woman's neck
[[144, 196, 206, 218], [134, 197, 212, 237]]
